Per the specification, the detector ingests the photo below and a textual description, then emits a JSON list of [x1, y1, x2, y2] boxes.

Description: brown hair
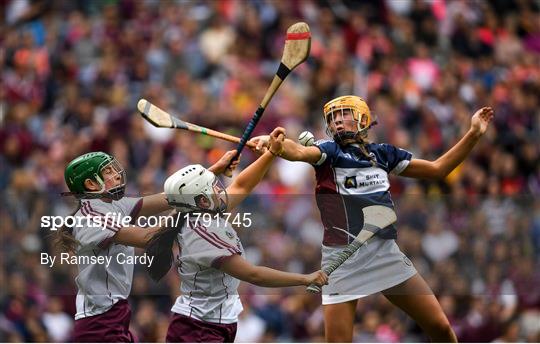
[[53, 201, 81, 254], [145, 213, 186, 282], [354, 137, 377, 167]]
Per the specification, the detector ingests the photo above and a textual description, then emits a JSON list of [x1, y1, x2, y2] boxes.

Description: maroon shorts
[[73, 300, 136, 342], [166, 312, 237, 343]]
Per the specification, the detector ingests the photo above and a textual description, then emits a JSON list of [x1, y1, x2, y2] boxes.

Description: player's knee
[[325, 321, 354, 342], [326, 331, 353, 343], [323, 302, 356, 342]]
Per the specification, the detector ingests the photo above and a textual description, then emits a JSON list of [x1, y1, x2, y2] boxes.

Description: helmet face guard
[[164, 165, 229, 215], [64, 152, 127, 200], [323, 96, 373, 145], [325, 109, 366, 144], [194, 178, 228, 214], [97, 159, 127, 201]]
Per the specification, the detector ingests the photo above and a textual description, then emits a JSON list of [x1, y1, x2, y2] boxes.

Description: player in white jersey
[[145, 128, 328, 342], [57, 150, 238, 342], [250, 96, 494, 342]]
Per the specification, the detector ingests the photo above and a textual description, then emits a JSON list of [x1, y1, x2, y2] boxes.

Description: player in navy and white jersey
[[57, 150, 238, 342], [145, 128, 328, 343], [310, 138, 412, 244], [250, 95, 494, 342]]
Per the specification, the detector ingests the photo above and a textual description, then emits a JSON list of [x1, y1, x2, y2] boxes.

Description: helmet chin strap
[[106, 185, 126, 200], [333, 131, 358, 145], [333, 115, 379, 145]]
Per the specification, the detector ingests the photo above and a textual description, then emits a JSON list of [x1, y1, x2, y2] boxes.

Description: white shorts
[[321, 236, 417, 305]]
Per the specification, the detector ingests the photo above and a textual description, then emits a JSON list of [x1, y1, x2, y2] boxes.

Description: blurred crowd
[[1, 0, 539, 342]]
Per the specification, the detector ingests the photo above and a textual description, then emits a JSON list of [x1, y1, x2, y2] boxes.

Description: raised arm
[[220, 254, 328, 288], [137, 193, 169, 217], [138, 150, 240, 216], [250, 135, 322, 164], [225, 127, 285, 210], [401, 107, 494, 180]]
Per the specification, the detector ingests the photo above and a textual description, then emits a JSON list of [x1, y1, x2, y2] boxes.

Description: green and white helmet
[[64, 152, 126, 200]]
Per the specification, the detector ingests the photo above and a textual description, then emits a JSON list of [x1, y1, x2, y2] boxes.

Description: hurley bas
[[41, 252, 154, 268]]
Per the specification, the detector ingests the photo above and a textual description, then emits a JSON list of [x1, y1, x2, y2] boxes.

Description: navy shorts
[[166, 312, 237, 343], [73, 300, 136, 342]]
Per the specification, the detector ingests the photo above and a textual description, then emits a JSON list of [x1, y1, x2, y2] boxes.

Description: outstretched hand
[[249, 135, 270, 154], [268, 127, 286, 156], [470, 107, 494, 137]]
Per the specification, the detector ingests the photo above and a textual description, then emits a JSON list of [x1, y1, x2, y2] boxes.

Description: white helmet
[[164, 164, 228, 213]]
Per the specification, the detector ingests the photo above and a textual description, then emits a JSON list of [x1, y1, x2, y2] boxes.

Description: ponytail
[[358, 142, 377, 167], [145, 212, 186, 282], [353, 136, 377, 167], [53, 201, 81, 254]]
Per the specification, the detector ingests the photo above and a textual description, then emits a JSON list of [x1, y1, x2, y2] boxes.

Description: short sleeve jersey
[[72, 197, 142, 319], [171, 217, 244, 324]]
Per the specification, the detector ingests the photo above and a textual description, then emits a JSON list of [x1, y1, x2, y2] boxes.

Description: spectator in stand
[[1, 0, 538, 342]]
